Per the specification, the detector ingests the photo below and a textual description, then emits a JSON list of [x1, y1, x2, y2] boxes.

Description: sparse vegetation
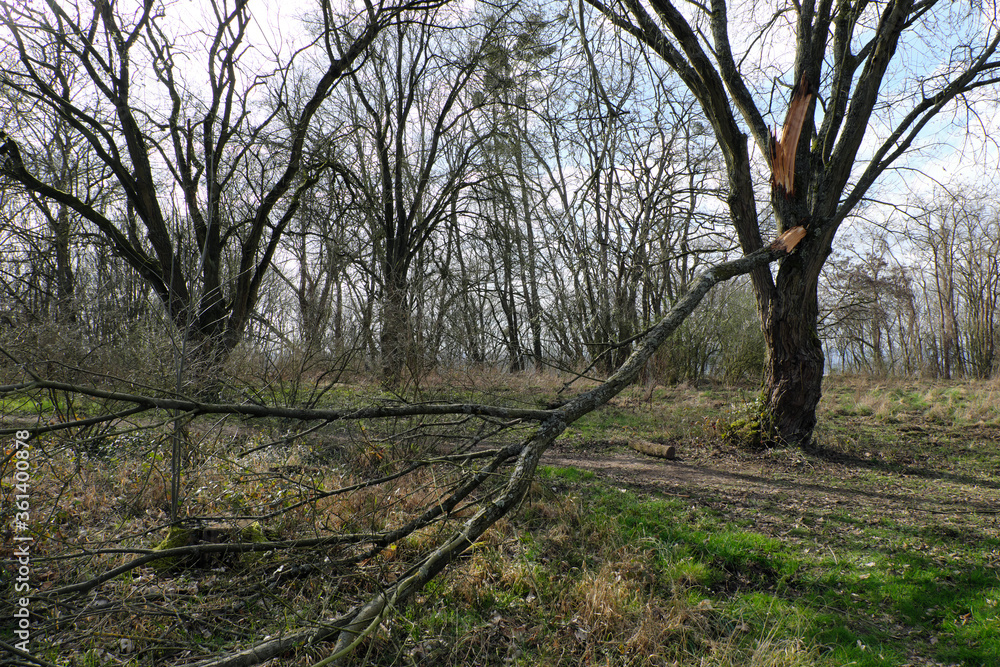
[[3, 374, 998, 665]]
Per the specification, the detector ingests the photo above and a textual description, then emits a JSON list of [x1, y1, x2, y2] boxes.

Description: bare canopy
[[584, 0, 1000, 444]]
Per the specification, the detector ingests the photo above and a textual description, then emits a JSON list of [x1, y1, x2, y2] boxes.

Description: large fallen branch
[[200, 233, 804, 666], [0, 384, 553, 437], [1, 234, 802, 667]]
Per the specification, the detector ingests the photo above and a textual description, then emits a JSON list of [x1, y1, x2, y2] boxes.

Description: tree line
[[822, 189, 1000, 379], [0, 2, 759, 389], [4, 0, 1000, 444]]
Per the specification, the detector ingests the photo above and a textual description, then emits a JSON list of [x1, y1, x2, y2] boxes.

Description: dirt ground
[[541, 437, 1000, 540]]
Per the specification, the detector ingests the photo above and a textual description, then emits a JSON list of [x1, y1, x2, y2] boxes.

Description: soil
[[542, 437, 1000, 540]]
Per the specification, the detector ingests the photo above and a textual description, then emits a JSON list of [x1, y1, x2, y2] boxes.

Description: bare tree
[[585, 0, 1000, 443], [0, 7, 814, 660], [956, 210, 1000, 379], [329, 11, 490, 385], [821, 243, 918, 375], [0, 0, 442, 387], [910, 190, 1000, 378], [1, 231, 803, 666]]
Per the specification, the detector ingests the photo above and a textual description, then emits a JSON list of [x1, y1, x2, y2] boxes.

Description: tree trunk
[[51, 203, 76, 324], [758, 182, 826, 446], [761, 283, 824, 446], [514, 143, 544, 372], [380, 272, 411, 387]]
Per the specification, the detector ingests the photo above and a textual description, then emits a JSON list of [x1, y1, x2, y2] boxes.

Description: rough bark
[[761, 269, 825, 444], [380, 272, 413, 386]]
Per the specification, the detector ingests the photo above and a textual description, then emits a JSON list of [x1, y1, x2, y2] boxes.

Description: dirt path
[[542, 440, 1000, 541]]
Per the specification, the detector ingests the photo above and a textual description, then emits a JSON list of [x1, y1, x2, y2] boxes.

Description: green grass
[[540, 465, 596, 482], [567, 386, 731, 444], [394, 469, 824, 665], [532, 471, 996, 665], [393, 377, 1000, 666], [9, 374, 1000, 665], [0, 392, 59, 415]]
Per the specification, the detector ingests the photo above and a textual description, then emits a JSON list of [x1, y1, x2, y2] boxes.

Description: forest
[[2, 0, 1000, 665]]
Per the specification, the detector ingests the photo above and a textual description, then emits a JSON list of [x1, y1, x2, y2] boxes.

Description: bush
[[651, 281, 763, 385]]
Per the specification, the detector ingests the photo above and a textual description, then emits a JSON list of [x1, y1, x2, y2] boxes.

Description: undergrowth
[[1, 374, 998, 665]]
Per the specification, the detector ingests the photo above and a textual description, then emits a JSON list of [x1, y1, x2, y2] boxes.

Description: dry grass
[[399, 482, 828, 667], [701, 629, 819, 667], [820, 374, 1000, 425], [10, 374, 997, 665], [2, 414, 494, 664]]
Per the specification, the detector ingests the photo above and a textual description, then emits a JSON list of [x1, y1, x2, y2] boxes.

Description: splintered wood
[[770, 75, 812, 195], [770, 225, 807, 253]]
